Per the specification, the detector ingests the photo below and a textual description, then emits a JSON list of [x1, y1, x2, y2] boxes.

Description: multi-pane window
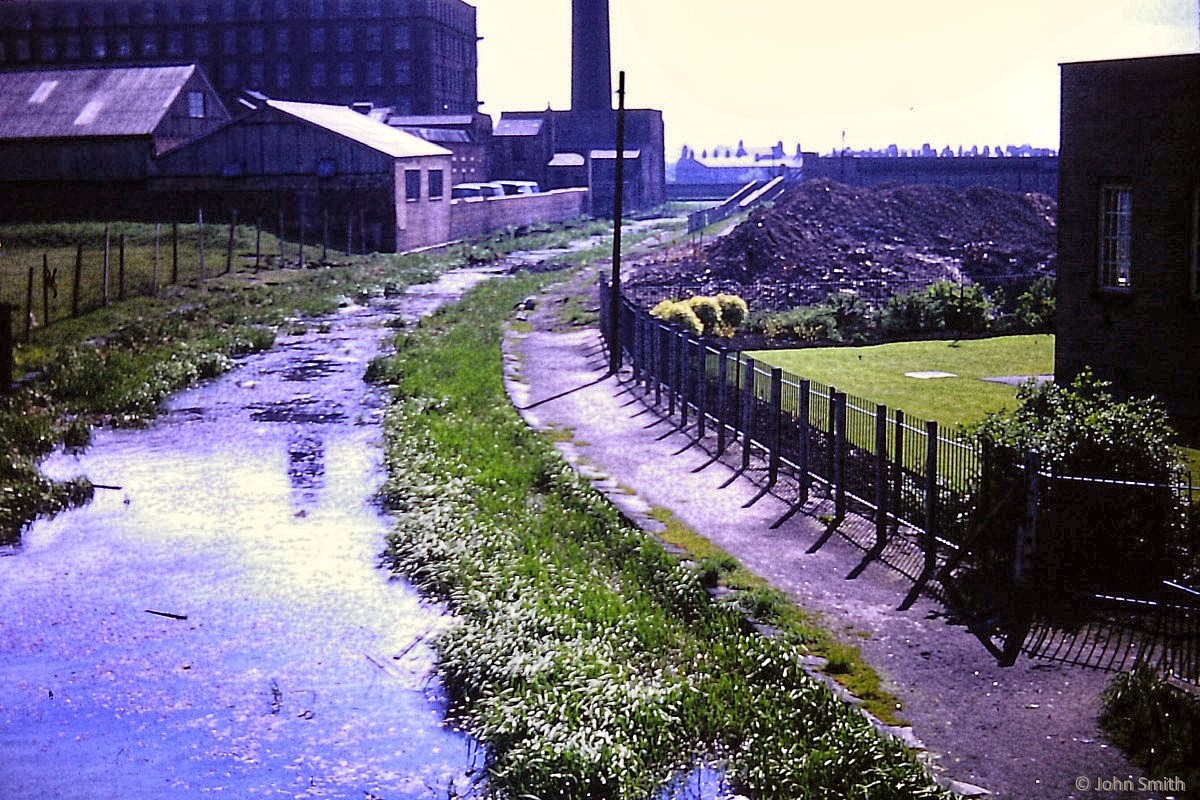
[[275, 28, 290, 53], [223, 29, 238, 55], [366, 61, 382, 86], [65, 36, 81, 59], [194, 31, 210, 55], [167, 31, 184, 57], [193, 3, 210, 23], [140, 33, 158, 58], [274, 0, 290, 17], [1099, 184, 1133, 289], [338, 61, 354, 86], [249, 28, 265, 54], [310, 0, 326, 15], [222, 63, 239, 89], [16, 38, 31, 61], [429, 170, 444, 200], [365, 27, 382, 51], [39, 37, 57, 61], [276, 62, 291, 87], [405, 169, 421, 201], [395, 59, 410, 84], [90, 34, 107, 59], [365, 0, 381, 14], [337, 0, 354, 14], [337, 25, 354, 53], [310, 62, 327, 86], [310, 27, 325, 53], [138, 3, 157, 24], [116, 34, 133, 58], [250, 62, 265, 87]]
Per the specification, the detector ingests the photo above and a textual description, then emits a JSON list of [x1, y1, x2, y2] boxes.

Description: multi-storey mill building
[[0, 0, 478, 116]]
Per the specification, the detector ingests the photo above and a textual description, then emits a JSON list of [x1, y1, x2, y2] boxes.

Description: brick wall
[[449, 188, 588, 240]]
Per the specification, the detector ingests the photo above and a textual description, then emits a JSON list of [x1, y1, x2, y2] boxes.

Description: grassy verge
[[1100, 668, 1200, 788], [376, 272, 947, 799], [0, 218, 612, 542], [750, 335, 1055, 428]]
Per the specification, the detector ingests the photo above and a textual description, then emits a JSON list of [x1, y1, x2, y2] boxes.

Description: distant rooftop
[[0, 64, 217, 140], [268, 100, 452, 159], [495, 117, 544, 137]]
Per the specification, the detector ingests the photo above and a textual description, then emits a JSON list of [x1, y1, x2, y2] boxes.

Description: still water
[[0, 266, 507, 799]]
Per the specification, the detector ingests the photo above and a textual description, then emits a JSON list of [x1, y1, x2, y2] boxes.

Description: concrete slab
[[906, 371, 958, 379]]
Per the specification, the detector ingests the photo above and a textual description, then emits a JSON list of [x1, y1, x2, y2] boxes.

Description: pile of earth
[[630, 179, 1057, 311]]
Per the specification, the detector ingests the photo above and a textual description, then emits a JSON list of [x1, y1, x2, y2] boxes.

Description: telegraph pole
[[609, 70, 627, 375]]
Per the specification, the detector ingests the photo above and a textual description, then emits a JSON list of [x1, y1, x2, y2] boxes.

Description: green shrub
[[715, 293, 749, 330], [1101, 668, 1200, 788], [881, 281, 992, 337], [686, 296, 722, 334], [1014, 276, 1056, 333]]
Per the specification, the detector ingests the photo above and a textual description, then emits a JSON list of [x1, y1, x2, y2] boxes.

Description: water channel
[[0, 265, 508, 799]]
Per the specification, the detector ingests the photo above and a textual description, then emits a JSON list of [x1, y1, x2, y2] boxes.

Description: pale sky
[[473, 0, 1200, 156]]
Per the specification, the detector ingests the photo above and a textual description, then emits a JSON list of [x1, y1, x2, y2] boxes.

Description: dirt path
[[505, 266, 1171, 800]]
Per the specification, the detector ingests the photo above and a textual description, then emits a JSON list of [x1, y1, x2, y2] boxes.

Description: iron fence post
[[923, 420, 940, 576], [741, 356, 756, 472], [654, 323, 663, 407], [716, 348, 729, 454], [768, 368, 783, 487], [1014, 450, 1041, 592], [875, 405, 889, 545], [892, 409, 905, 536], [696, 340, 707, 439], [798, 379, 811, 504], [678, 333, 689, 428], [833, 391, 847, 521]]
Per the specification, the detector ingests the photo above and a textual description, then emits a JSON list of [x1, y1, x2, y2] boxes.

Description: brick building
[[0, 0, 478, 116], [1056, 52, 1200, 432]]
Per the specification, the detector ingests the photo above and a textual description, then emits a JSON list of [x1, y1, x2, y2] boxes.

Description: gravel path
[[504, 267, 1174, 800]]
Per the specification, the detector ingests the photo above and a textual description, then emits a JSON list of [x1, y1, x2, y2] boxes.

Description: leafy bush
[[1101, 668, 1200, 788], [715, 293, 749, 330], [880, 281, 993, 337], [686, 296, 722, 333], [1014, 275, 1056, 333], [650, 299, 703, 336], [972, 369, 1188, 600]]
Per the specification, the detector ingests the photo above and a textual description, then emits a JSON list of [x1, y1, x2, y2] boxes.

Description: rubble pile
[[631, 179, 1057, 310]]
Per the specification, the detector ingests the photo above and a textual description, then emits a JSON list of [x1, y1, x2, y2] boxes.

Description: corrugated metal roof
[[495, 118, 544, 137], [0, 65, 199, 140], [589, 150, 642, 160], [268, 100, 452, 159]]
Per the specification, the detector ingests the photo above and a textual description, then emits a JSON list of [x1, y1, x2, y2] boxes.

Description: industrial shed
[[0, 64, 228, 220], [151, 98, 454, 254]]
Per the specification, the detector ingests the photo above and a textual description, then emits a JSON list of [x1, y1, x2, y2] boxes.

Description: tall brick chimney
[[571, 0, 612, 112]]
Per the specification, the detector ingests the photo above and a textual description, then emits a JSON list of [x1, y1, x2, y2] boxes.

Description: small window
[[116, 34, 133, 59], [194, 30, 210, 55], [366, 61, 382, 86], [274, 0, 290, 17], [395, 60, 410, 85], [310, 0, 326, 15], [140, 33, 158, 58], [405, 169, 421, 202], [249, 29, 265, 54], [275, 28, 290, 53], [187, 91, 206, 118], [317, 158, 336, 178], [90, 34, 107, 59], [337, 25, 353, 53], [16, 38, 31, 62], [338, 61, 354, 86], [310, 62, 326, 86], [1099, 185, 1133, 289], [365, 27, 382, 52], [167, 32, 184, 57], [223, 29, 238, 55], [39, 37, 57, 61], [394, 23, 410, 50], [310, 27, 325, 53], [276, 62, 291, 87], [65, 36, 81, 59], [222, 63, 239, 89], [428, 170, 444, 200]]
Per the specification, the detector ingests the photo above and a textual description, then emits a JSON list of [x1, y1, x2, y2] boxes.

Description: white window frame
[[1098, 183, 1133, 290]]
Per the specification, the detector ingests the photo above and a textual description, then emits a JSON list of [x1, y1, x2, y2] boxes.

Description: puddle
[[0, 266, 503, 800]]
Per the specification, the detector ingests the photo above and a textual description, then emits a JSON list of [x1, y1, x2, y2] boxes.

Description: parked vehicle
[[495, 180, 541, 196], [451, 182, 503, 200]]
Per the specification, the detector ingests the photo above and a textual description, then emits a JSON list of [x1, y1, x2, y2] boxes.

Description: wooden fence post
[[41, 254, 50, 329], [72, 243, 82, 318], [0, 303, 12, 392], [653, 323, 663, 407], [798, 379, 811, 504], [153, 223, 161, 295], [321, 208, 329, 263], [171, 222, 179, 285], [24, 265, 34, 341], [198, 208, 207, 284], [768, 367, 783, 487], [103, 225, 110, 307], [225, 210, 237, 275], [833, 391, 847, 521], [118, 235, 126, 301], [278, 207, 286, 262], [254, 218, 262, 271], [740, 356, 756, 472]]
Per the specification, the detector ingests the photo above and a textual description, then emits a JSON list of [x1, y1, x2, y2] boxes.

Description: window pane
[[188, 91, 206, 118], [429, 170, 444, 200], [1099, 185, 1133, 289], [405, 169, 421, 201]]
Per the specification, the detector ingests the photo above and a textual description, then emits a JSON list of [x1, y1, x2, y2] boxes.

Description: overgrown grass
[[750, 335, 1055, 428], [646, 507, 904, 727], [377, 273, 947, 799]]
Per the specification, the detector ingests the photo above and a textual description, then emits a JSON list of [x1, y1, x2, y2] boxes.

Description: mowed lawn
[[749, 334, 1055, 430]]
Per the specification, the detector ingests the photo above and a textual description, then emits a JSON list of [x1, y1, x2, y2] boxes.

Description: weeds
[[379, 273, 944, 798]]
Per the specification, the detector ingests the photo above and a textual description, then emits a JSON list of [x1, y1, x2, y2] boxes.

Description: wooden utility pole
[[608, 70, 627, 375]]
